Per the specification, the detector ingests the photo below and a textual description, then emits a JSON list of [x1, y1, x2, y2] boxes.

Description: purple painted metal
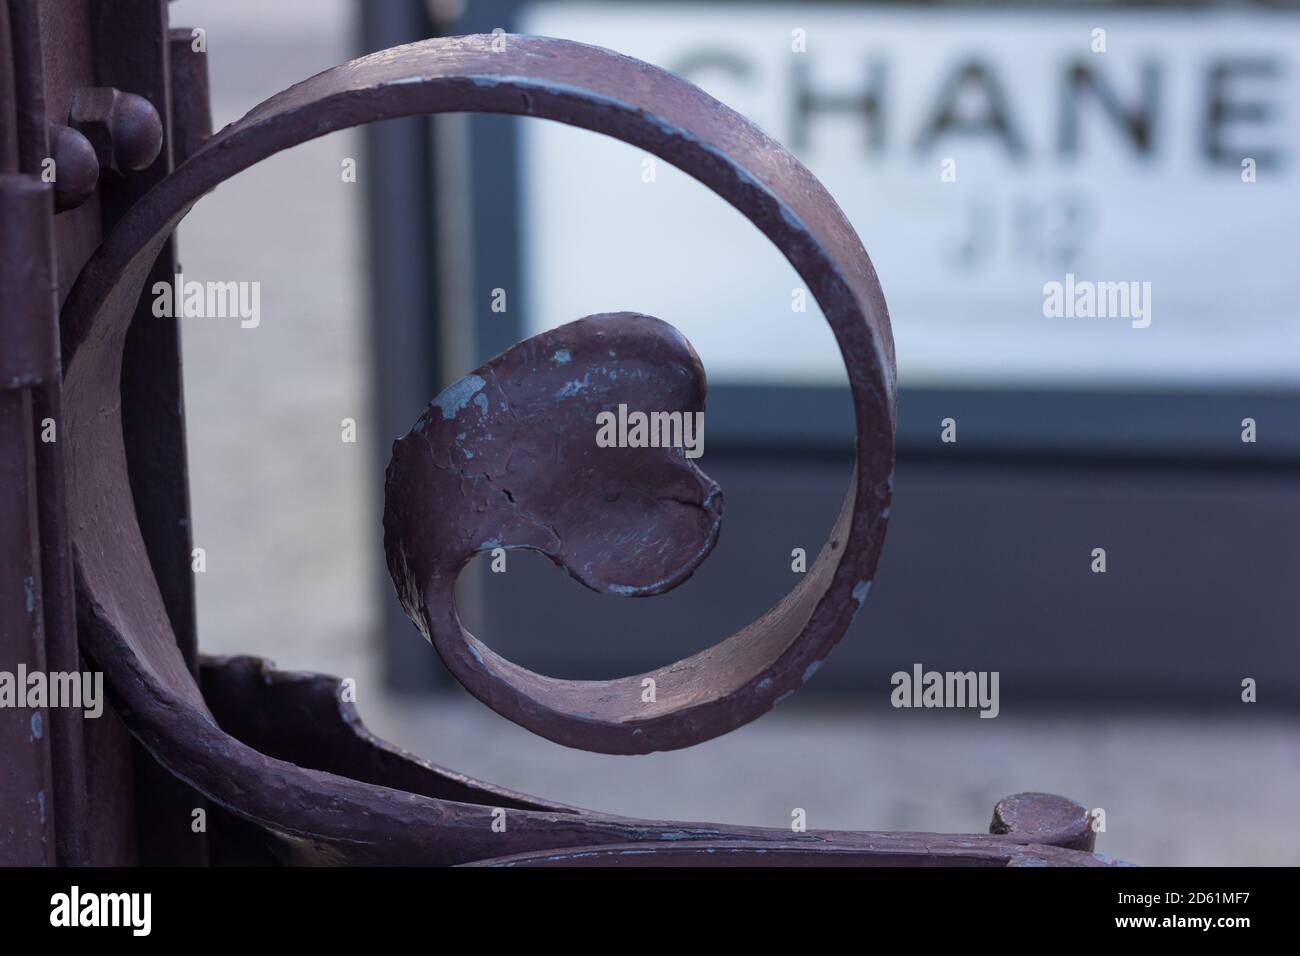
[[108, 3, 210, 866], [198, 653, 1115, 867], [4, 0, 94, 867], [385, 312, 730, 752], [0, 173, 57, 389], [0, 64, 61, 864], [50, 33, 1111, 864], [0, 383, 55, 866], [166, 27, 211, 169], [2, 0, 210, 867], [66, 86, 163, 179], [464, 840, 1108, 868], [992, 791, 1096, 852], [46, 123, 98, 212]]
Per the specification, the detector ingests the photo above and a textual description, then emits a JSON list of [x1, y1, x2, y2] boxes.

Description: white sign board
[[518, 3, 1300, 389]]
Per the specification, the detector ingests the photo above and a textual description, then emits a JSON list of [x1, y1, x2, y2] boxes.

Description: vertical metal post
[[93, 0, 207, 865], [0, 174, 59, 867], [3, 0, 90, 868]]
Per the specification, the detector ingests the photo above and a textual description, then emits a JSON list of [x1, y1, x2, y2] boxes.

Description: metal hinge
[[0, 173, 57, 389]]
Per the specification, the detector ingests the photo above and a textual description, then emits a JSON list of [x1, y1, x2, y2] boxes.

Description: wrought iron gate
[[0, 0, 1116, 867]]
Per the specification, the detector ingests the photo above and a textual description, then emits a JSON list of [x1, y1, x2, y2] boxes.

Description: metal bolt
[[67, 87, 163, 179], [990, 791, 1097, 852], [46, 124, 100, 212]]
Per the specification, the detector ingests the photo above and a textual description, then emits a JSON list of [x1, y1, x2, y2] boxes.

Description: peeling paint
[[553, 375, 590, 399], [433, 374, 486, 418], [657, 830, 693, 841], [852, 580, 871, 605]]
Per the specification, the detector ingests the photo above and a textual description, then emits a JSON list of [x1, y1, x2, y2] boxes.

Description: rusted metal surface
[[39, 32, 1111, 865]]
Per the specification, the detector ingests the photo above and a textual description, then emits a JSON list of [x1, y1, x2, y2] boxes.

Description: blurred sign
[[517, 2, 1300, 389]]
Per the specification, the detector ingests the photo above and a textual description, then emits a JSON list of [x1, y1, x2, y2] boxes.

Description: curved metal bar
[[60, 34, 907, 860], [65, 34, 895, 758], [386, 308, 851, 753], [372, 40, 897, 752], [202, 654, 1118, 867], [463, 840, 1114, 868]]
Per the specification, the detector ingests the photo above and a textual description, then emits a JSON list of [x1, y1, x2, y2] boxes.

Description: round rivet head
[[108, 91, 164, 173], [68, 87, 164, 178], [47, 124, 100, 212], [990, 792, 1095, 851]]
